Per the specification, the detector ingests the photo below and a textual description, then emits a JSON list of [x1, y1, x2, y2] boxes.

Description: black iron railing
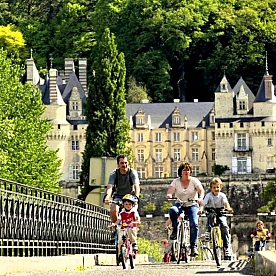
[[0, 178, 114, 256]]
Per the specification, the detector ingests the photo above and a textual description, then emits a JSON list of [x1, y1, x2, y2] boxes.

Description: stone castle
[[25, 56, 276, 202]]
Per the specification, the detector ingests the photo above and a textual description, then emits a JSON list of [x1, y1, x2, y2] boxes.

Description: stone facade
[[25, 56, 276, 197]]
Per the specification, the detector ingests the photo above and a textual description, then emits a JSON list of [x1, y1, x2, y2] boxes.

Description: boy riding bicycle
[[111, 194, 140, 253], [250, 220, 271, 251], [198, 177, 233, 257]]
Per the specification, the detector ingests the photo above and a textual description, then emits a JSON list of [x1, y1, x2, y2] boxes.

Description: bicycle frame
[[168, 198, 197, 264], [118, 226, 136, 270], [198, 234, 213, 261], [205, 207, 227, 267]]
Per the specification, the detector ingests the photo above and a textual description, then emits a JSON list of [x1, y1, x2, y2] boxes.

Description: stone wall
[[138, 214, 276, 256]]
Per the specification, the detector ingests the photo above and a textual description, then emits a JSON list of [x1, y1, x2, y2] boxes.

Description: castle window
[[212, 148, 215, 161], [261, 121, 265, 127], [155, 166, 163, 178], [173, 132, 180, 142], [192, 148, 199, 162], [137, 167, 145, 179], [236, 133, 247, 151], [239, 101, 246, 110], [193, 166, 200, 176], [173, 116, 180, 125], [155, 149, 163, 162], [73, 125, 78, 130], [137, 149, 144, 162], [230, 123, 233, 128], [72, 165, 79, 180], [212, 132, 215, 140], [72, 102, 79, 110], [237, 158, 247, 173], [173, 166, 178, 177], [155, 132, 162, 142], [137, 133, 144, 142], [58, 124, 61, 130], [217, 123, 220, 128], [174, 149, 181, 161], [72, 140, 79, 151], [192, 132, 198, 142], [268, 138, 272, 146], [267, 156, 274, 169], [240, 122, 244, 128], [137, 117, 144, 125]]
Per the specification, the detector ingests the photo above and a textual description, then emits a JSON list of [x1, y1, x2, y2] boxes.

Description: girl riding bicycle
[[111, 194, 140, 253], [250, 220, 271, 251]]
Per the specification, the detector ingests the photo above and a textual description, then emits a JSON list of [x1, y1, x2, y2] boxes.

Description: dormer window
[[239, 101, 246, 110], [68, 87, 82, 119], [172, 107, 181, 127], [135, 107, 145, 128]]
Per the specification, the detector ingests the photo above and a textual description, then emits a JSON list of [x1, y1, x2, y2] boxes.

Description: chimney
[[26, 59, 40, 85], [64, 58, 75, 84], [49, 68, 58, 104], [79, 58, 87, 96], [264, 75, 273, 100]]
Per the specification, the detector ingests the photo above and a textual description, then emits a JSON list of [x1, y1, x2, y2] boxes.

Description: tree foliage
[[81, 28, 132, 189], [127, 76, 151, 103], [213, 164, 230, 176], [0, 49, 61, 192], [261, 180, 276, 210]]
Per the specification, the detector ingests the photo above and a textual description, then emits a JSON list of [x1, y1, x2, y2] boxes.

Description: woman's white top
[[169, 177, 202, 206]]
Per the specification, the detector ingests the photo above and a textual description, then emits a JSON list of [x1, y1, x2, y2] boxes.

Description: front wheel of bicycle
[[121, 245, 128, 270], [176, 224, 184, 264], [201, 246, 213, 261], [116, 245, 120, 266], [212, 228, 222, 267]]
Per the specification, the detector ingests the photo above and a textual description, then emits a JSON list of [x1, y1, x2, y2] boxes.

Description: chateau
[[25, 57, 276, 193]]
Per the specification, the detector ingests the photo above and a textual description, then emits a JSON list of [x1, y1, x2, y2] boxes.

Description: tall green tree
[[81, 28, 131, 191], [0, 49, 61, 192]]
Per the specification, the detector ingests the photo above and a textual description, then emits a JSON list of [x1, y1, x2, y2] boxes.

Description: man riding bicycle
[[104, 155, 140, 223]]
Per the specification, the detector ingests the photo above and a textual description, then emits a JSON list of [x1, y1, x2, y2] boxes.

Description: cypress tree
[[81, 28, 131, 196]]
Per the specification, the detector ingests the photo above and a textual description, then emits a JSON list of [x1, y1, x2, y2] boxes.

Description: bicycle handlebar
[[204, 207, 231, 216], [168, 197, 198, 206]]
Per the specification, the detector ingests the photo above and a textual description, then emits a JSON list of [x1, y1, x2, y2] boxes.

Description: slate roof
[[254, 74, 276, 103], [233, 77, 255, 108], [126, 102, 214, 128]]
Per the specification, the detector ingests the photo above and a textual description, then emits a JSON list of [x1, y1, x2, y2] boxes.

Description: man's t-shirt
[[108, 168, 139, 197]]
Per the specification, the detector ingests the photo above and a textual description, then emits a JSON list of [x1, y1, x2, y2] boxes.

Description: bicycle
[[251, 234, 269, 252], [204, 207, 231, 267], [168, 198, 197, 264], [115, 222, 138, 270], [109, 200, 123, 266], [163, 227, 177, 263], [198, 233, 214, 261]]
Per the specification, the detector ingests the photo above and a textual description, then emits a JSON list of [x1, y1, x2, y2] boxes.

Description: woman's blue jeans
[[169, 203, 199, 248]]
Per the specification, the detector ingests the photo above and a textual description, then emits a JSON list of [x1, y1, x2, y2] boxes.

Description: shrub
[[137, 237, 163, 262]]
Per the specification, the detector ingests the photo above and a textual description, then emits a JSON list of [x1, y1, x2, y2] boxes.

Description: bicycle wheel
[[129, 254, 135, 269], [116, 245, 120, 266], [121, 245, 128, 270], [201, 246, 213, 261], [212, 228, 222, 267], [182, 226, 190, 263], [176, 224, 184, 264]]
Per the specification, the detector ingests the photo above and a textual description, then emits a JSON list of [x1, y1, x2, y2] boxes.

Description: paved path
[[9, 259, 254, 276]]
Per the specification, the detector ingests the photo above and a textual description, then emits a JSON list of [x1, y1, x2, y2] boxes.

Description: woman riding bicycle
[[166, 162, 204, 257]]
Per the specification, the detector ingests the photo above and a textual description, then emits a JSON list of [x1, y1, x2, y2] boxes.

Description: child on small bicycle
[[111, 194, 140, 252], [198, 177, 233, 257], [250, 220, 271, 251]]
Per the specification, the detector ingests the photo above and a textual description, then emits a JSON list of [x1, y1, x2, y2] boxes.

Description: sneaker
[[170, 228, 177, 240], [190, 247, 198, 256], [132, 243, 138, 252], [205, 232, 210, 241]]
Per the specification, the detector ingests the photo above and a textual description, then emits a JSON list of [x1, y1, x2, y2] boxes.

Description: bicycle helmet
[[122, 194, 136, 204]]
